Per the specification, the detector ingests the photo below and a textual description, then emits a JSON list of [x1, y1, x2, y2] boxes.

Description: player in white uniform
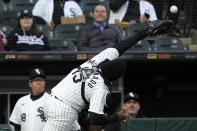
[[10, 68, 49, 131], [42, 20, 173, 131], [9, 68, 80, 131]]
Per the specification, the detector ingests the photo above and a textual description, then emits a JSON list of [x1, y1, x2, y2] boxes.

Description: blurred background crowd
[[0, 0, 197, 52]]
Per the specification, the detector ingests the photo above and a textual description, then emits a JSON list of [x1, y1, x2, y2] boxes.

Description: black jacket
[[77, 24, 121, 51]]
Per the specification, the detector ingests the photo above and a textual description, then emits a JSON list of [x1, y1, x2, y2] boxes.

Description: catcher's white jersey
[[9, 93, 50, 131], [51, 48, 119, 113]]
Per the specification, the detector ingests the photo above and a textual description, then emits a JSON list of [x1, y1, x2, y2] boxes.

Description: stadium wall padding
[[121, 118, 197, 131]]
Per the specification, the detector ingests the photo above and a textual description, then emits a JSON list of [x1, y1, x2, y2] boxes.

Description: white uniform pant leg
[[42, 97, 78, 131]]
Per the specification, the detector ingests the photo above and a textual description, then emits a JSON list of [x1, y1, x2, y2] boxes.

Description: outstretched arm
[[114, 30, 147, 55], [80, 29, 147, 69]]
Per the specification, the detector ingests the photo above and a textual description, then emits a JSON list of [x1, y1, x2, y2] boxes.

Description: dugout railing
[[121, 118, 197, 131]]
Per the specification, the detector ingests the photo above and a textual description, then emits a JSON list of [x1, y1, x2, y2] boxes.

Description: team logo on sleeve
[[37, 107, 47, 122], [21, 113, 26, 122]]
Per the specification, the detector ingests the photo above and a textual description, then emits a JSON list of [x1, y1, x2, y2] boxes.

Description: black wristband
[[89, 112, 120, 126]]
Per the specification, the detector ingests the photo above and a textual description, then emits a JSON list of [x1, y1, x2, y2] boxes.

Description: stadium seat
[[127, 39, 151, 51], [0, 124, 12, 131], [9, 0, 35, 11], [0, 0, 8, 11], [144, 36, 162, 51], [80, 0, 109, 24], [154, 37, 188, 51], [54, 24, 81, 41], [49, 39, 77, 51], [1, 10, 19, 26], [37, 24, 54, 40], [109, 24, 126, 40], [0, 25, 14, 35], [126, 23, 147, 37]]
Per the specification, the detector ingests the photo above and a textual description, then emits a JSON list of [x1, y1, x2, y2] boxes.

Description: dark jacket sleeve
[[77, 24, 90, 51], [43, 35, 50, 51], [115, 27, 122, 44], [5, 30, 18, 51]]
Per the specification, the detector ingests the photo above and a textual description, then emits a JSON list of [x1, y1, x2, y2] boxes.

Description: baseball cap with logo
[[29, 68, 46, 80], [18, 9, 33, 19], [124, 92, 141, 105]]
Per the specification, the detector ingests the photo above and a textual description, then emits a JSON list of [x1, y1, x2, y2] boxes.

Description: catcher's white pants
[[42, 96, 79, 131]]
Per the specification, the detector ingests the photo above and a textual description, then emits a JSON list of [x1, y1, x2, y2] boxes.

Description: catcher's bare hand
[[117, 109, 130, 121]]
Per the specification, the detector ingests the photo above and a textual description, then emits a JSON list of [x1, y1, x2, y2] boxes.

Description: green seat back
[[126, 23, 147, 37], [9, 0, 35, 11], [54, 24, 81, 41], [0, 25, 14, 35], [109, 24, 126, 40], [49, 39, 77, 51], [154, 37, 188, 51], [128, 39, 151, 51], [1, 10, 19, 26], [37, 24, 53, 40]]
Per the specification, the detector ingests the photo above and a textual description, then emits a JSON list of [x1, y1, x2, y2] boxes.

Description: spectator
[[105, 91, 145, 131], [6, 9, 50, 51], [109, 0, 157, 24], [9, 68, 50, 131], [0, 30, 7, 51], [32, 0, 83, 31], [77, 4, 121, 51]]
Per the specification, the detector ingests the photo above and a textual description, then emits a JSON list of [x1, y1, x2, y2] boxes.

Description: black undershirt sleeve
[[10, 121, 21, 131], [88, 111, 120, 126], [113, 30, 147, 56]]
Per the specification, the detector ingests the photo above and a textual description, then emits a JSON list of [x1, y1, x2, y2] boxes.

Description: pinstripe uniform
[[10, 93, 50, 131], [42, 48, 119, 131]]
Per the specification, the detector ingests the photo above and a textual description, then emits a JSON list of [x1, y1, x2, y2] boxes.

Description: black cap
[[124, 92, 141, 105], [29, 68, 46, 80], [18, 9, 33, 19]]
